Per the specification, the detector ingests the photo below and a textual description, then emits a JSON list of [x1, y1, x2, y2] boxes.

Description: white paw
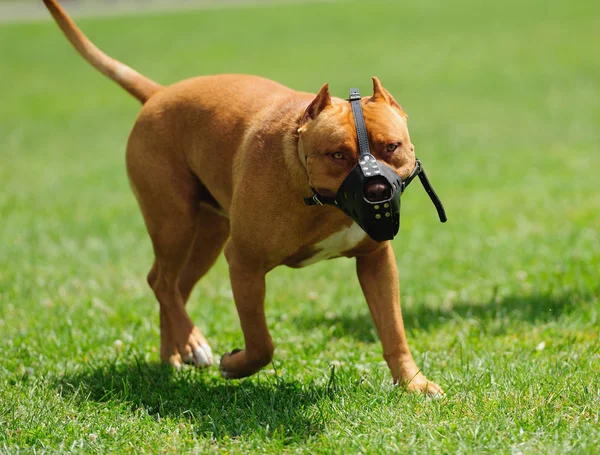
[[193, 342, 213, 367], [427, 391, 446, 400]]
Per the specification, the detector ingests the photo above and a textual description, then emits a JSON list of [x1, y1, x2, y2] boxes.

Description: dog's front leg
[[219, 242, 274, 379], [356, 243, 444, 395]]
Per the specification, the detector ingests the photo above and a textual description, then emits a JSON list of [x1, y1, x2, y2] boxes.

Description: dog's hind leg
[[167, 204, 229, 366], [178, 203, 230, 304], [127, 135, 215, 368]]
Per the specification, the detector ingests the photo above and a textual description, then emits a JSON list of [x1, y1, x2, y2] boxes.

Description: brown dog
[[44, 0, 444, 395]]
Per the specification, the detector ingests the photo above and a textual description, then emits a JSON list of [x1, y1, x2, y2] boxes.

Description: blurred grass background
[[0, 0, 599, 453]]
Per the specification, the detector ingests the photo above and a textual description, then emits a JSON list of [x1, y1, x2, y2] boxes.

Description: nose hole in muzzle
[[364, 177, 392, 202]]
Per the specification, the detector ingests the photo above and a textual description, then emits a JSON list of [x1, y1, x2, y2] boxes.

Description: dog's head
[[298, 77, 416, 200]]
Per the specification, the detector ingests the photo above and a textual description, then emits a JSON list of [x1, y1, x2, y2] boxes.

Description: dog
[[43, 0, 445, 395]]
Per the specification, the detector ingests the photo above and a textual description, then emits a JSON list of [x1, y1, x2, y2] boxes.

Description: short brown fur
[[43, 0, 443, 394]]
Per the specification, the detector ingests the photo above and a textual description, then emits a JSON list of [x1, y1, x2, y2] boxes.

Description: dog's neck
[[282, 103, 324, 204]]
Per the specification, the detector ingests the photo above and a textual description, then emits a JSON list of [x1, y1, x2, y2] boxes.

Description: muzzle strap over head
[[349, 88, 371, 157], [304, 87, 447, 241]]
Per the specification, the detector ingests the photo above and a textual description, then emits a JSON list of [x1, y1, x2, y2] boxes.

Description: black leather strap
[[305, 88, 370, 206], [304, 188, 337, 206], [418, 168, 448, 223], [349, 88, 371, 156], [401, 159, 422, 191]]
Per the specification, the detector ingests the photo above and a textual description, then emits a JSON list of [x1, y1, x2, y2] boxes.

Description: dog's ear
[[301, 83, 332, 125], [370, 77, 408, 119]]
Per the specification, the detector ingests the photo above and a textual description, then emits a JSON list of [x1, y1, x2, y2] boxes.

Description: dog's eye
[[331, 152, 345, 160], [386, 143, 399, 153]]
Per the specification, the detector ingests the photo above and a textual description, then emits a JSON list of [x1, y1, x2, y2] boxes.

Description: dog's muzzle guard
[[304, 88, 447, 242]]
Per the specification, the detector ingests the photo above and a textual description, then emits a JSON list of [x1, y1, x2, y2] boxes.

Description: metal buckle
[[312, 193, 324, 206], [410, 160, 422, 179], [349, 88, 361, 101], [402, 160, 422, 191]]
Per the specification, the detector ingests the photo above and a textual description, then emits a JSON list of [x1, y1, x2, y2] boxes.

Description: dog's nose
[[365, 180, 392, 202]]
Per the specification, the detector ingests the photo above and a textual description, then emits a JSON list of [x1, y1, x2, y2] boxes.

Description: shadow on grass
[[403, 291, 580, 332], [56, 361, 329, 443], [294, 291, 583, 343]]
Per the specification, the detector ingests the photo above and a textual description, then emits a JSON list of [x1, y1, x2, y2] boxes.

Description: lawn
[[1, 0, 599, 453]]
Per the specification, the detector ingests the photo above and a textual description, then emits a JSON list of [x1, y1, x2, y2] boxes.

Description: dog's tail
[[42, 0, 162, 103]]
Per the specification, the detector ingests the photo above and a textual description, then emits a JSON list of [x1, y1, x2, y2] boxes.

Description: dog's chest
[[295, 222, 367, 267]]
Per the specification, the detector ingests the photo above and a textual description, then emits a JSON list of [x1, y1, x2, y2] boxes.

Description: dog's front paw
[[219, 348, 244, 379], [219, 347, 272, 379], [399, 372, 445, 397]]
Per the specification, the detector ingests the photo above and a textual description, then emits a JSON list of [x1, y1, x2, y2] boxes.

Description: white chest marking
[[298, 222, 367, 267]]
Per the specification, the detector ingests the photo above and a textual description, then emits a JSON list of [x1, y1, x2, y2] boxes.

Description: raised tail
[[42, 0, 162, 103]]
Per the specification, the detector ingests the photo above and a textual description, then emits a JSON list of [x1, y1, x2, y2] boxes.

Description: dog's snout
[[365, 180, 392, 202]]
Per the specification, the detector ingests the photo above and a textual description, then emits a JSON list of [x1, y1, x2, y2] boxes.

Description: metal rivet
[[375, 214, 381, 219], [384, 203, 389, 208], [385, 212, 391, 217], [366, 172, 372, 176]]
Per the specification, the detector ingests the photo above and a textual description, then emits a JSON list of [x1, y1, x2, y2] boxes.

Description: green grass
[[1, 0, 599, 453]]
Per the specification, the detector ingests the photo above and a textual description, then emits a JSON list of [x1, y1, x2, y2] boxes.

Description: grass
[[1, 0, 599, 453]]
